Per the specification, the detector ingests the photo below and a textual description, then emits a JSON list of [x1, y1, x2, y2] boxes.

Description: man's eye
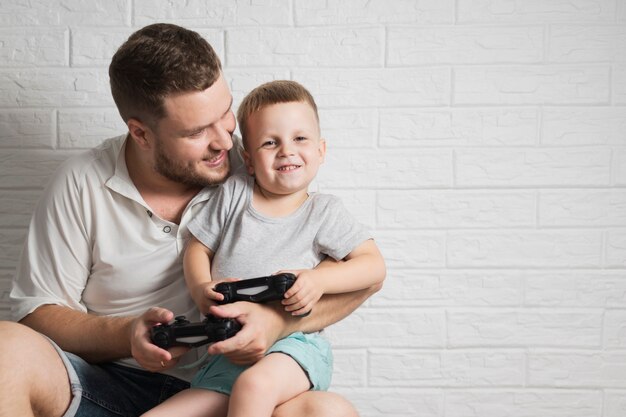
[[189, 129, 204, 138]]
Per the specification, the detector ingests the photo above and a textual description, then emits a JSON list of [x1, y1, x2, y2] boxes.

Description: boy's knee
[[232, 367, 269, 395]]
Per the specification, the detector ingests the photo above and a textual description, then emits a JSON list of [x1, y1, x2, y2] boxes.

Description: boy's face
[[243, 101, 326, 196]]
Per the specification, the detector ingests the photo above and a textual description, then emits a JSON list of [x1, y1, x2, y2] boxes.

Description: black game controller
[[150, 314, 241, 349], [214, 273, 296, 304], [151, 274, 297, 349]]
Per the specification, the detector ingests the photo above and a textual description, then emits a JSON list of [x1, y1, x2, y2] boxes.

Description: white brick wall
[[1, 1, 625, 415]]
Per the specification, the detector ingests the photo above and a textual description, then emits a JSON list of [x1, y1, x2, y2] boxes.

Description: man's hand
[[280, 269, 324, 316], [129, 307, 189, 372], [206, 302, 285, 365]]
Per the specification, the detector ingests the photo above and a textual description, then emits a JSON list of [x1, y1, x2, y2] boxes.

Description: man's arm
[[283, 284, 382, 336], [207, 281, 381, 364], [20, 304, 182, 370], [20, 305, 133, 362]]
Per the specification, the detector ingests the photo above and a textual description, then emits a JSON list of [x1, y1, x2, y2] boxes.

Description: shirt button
[[163, 226, 171, 233]]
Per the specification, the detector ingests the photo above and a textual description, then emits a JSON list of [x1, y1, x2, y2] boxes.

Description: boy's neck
[[251, 182, 309, 218]]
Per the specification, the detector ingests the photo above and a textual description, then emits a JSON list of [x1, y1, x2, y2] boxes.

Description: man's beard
[[153, 141, 230, 188]]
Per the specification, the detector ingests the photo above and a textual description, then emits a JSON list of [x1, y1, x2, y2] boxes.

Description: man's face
[[151, 73, 236, 188]]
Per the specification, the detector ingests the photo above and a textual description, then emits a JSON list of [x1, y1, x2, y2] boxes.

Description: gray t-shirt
[[187, 174, 371, 280]]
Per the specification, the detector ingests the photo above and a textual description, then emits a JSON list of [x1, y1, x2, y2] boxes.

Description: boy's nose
[[278, 142, 294, 156]]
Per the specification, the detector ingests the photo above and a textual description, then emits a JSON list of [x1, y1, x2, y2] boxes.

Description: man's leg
[[273, 391, 359, 417], [0, 321, 72, 417]]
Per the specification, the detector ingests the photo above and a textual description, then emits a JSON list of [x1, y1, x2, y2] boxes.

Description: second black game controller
[[214, 273, 296, 304], [150, 314, 241, 349]]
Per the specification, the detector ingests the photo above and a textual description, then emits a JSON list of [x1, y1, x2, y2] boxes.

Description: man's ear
[[127, 118, 153, 150]]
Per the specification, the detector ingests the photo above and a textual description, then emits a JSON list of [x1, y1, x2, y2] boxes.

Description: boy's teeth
[[279, 165, 299, 171]]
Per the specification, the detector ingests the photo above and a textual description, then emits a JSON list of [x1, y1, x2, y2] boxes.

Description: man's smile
[[203, 150, 227, 167]]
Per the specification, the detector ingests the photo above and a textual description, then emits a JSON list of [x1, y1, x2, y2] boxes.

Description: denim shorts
[[49, 338, 190, 417], [192, 332, 333, 395]]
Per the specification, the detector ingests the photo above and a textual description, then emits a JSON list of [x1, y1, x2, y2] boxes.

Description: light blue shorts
[[191, 332, 333, 395]]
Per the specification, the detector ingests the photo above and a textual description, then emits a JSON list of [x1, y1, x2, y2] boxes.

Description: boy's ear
[[318, 138, 327, 163], [242, 149, 255, 176], [127, 118, 153, 150]]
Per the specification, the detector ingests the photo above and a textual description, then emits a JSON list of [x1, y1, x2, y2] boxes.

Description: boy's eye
[[262, 139, 277, 147], [295, 136, 307, 142]]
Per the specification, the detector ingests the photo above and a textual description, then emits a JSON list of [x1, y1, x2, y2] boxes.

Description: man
[[0, 23, 378, 417]]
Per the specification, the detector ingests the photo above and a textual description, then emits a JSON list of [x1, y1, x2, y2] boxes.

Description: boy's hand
[[280, 269, 324, 316], [190, 278, 239, 313], [190, 282, 217, 314]]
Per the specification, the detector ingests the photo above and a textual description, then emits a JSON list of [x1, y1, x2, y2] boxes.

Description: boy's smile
[[277, 164, 301, 171]]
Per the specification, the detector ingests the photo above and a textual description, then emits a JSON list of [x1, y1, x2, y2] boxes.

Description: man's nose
[[210, 113, 235, 150]]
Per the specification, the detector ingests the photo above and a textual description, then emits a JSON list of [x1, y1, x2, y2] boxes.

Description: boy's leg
[[142, 388, 229, 417], [227, 353, 310, 417], [0, 321, 72, 417]]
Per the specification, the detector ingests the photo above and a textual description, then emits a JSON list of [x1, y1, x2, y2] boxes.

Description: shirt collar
[[104, 135, 214, 211]]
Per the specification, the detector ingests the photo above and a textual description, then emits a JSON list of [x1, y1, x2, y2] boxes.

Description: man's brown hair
[[109, 23, 222, 127], [236, 80, 319, 147]]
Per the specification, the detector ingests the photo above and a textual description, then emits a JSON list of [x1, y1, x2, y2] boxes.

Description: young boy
[[143, 80, 386, 417]]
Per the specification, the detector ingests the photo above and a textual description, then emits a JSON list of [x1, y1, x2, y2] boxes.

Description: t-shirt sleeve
[[187, 190, 226, 253], [10, 157, 92, 322], [314, 195, 372, 261], [187, 175, 243, 252]]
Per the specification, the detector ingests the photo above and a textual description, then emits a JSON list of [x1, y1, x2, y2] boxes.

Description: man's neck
[[125, 139, 200, 223]]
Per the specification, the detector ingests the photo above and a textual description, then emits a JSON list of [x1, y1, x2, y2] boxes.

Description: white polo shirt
[[10, 134, 223, 379]]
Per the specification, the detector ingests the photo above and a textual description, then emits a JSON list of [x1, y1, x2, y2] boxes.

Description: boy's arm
[[183, 237, 221, 312], [292, 256, 383, 332], [332, 239, 386, 292], [281, 239, 386, 315], [302, 239, 386, 294]]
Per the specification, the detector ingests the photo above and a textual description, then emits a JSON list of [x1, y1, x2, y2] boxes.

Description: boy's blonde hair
[[237, 80, 319, 147]]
